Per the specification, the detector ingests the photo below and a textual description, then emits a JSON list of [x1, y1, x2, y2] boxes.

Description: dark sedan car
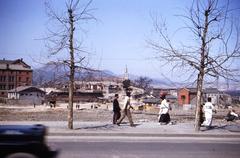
[[0, 124, 58, 158]]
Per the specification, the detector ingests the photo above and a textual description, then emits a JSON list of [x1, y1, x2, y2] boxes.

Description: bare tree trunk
[[68, 8, 75, 129], [194, 9, 209, 131], [194, 73, 204, 131]]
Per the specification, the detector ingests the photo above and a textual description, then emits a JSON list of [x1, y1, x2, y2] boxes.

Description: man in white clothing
[[202, 97, 215, 127], [117, 91, 134, 127]]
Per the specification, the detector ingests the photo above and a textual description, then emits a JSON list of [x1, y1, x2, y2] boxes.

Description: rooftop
[[0, 58, 32, 71], [8, 86, 45, 93]]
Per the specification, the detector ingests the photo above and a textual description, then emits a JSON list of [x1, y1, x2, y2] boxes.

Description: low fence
[[6, 99, 44, 105]]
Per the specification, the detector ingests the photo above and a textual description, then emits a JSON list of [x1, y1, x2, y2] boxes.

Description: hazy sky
[[0, 0, 240, 81]]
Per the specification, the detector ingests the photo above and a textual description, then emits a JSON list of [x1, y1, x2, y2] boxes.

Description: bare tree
[[45, 0, 96, 129], [134, 76, 153, 94], [148, 0, 240, 131]]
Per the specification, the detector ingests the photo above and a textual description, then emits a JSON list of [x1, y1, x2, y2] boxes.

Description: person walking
[[112, 94, 121, 124], [158, 95, 171, 125], [117, 91, 134, 127], [202, 97, 215, 128]]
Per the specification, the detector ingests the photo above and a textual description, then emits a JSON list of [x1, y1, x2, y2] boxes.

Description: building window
[[181, 95, 186, 104], [8, 76, 14, 82], [0, 76, 6, 82], [26, 77, 29, 82], [19, 77, 21, 82], [0, 85, 6, 90], [9, 85, 14, 90], [0, 85, 5, 90]]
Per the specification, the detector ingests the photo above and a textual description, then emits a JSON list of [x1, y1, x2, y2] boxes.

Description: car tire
[[5, 153, 38, 158]]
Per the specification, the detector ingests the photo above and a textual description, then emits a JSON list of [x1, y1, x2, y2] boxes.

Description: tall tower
[[124, 65, 129, 80], [122, 65, 131, 92]]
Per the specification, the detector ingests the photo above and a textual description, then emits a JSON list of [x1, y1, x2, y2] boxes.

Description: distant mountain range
[[32, 63, 239, 90], [32, 63, 175, 87], [32, 63, 117, 85]]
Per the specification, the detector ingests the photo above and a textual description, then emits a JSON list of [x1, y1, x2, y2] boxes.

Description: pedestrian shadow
[[116, 123, 141, 127], [224, 123, 240, 132], [201, 125, 227, 130], [74, 122, 141, 130], [133, 123, 141, 127], [75, 124, 116, 130], [200, 124, 240, 132]]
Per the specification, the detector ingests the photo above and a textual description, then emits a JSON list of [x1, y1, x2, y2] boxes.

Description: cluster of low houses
[[148, 87, 233, 109], [7, 81, 144, 108], [5, 82, 235, 110], [0, 58, 239, 110]]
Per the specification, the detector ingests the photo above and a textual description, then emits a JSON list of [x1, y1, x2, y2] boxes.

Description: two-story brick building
[[0, 58, 32, 98]]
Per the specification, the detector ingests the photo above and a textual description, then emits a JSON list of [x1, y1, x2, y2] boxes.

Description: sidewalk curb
[[48, 132, 240, 138]]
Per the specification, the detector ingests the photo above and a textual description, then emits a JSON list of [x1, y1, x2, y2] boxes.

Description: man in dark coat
[[113, 94, 121, 124]]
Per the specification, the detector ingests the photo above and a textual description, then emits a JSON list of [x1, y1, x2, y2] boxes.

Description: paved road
[[48, 136, 240, 158]]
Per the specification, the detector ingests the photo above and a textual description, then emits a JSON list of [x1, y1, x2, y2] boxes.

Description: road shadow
[[74, 122, 141, 130], [201, 125, 228, 131], [201, 124, 240, 132], [75, 124, 115, 130], [116, 123, 141, 127]]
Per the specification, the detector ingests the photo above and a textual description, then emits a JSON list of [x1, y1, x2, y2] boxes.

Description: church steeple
[[124, 65, 129, 80], [122, 65, 131, 91]]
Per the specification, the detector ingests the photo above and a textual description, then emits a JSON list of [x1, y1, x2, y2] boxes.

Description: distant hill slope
[[32, 64, 117, 85], [225, 90, 240, 96], [32, 63, 183, 88]]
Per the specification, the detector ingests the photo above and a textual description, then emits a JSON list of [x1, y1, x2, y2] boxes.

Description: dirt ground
[[1, 103, 239, 123]]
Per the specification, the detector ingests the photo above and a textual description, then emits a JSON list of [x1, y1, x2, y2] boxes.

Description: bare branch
[[148, 0, 240, 131], [43, 0, 96, 129]]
